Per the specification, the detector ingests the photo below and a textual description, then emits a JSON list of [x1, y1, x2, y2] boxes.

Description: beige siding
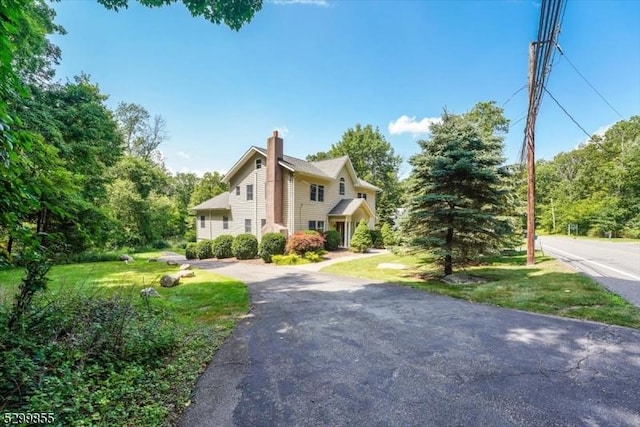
[[292, 165, 376, 232], [228, 152, 267, 239], [196, 211, 232, 241]]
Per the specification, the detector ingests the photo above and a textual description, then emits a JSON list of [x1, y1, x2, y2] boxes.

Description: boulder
[[147, 258, 158, 262], [166, 260, 179, 266], [160, 274, 180, 288], [177, 270, 195, 278], [179, 263, 192, 271], [140, 287, 161, 297], [119, 254, 134, 262]]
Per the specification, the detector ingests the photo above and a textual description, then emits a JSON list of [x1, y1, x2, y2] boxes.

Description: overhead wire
[[556, 45, 625, 119]]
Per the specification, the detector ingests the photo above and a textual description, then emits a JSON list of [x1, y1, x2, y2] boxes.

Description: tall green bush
[[380, 222, 396, 247], [232, 234, 258, 260], [350, 220, 372, 253], [258, 233, 286, 263], [196, 239, 214, 260], [324, 230, 341, 251], [212, 235, 234, 259]]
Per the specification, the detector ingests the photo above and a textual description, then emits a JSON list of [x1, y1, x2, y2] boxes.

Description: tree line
[[527, 116, 640, 238]]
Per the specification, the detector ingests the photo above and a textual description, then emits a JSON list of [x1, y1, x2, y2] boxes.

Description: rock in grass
[[441, 273, 488, 285], [140, 287, 161, 297], [119, 254, 134, 262], [179, 263, 191, 270], [148, 258, 158, 262], [177, 270, 195, 278], [160, 274, 180, 288]]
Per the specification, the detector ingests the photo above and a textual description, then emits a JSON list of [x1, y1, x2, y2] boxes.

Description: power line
[[502, 84, 527, 106], [543, 86, 603, 147], [556, 45, 625, 119]]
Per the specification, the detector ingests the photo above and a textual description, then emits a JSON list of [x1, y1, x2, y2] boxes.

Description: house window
[[261, 218, 266, 229], [308, 220, 325, 233], [245, 219, 252, 233], [200, 215, 205, 228], [311, 184, 324, 202], [236, 186, 240, 196], [246, 184, 253, 201], [223, 216, 229, 230], [256, 158, 262, 169], [339, 177, 345, 195], [357, 192, 367, 200]]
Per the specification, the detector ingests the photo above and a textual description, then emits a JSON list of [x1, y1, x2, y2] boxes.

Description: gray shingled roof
[[252, 147, 329, 178], [328, 198, 369, 216], [190, 192, 230, 211], [309, 156, 349, 178]]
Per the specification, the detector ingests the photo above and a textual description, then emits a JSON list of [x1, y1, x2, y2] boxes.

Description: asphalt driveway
[[180, 259, 640, 426]]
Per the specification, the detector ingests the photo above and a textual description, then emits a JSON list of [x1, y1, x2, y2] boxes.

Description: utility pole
[[526, 42, 536, 265]]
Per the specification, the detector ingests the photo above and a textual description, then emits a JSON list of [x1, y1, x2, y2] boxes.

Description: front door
[[335, 222, 345, 247]]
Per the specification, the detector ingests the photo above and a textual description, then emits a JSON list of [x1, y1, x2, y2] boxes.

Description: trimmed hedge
[[196, 239, 214, 260], [185, 243, 197, 260], [232, 234, 258, 260], [350, 219, 372, 253], [323, 230, 341, 251], [258, 233, 286, 263], [212, 235, 234, 259], [285, 231, 325, 255]]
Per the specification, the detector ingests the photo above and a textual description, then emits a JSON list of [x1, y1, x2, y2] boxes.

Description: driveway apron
[[180, 259, 640, 426]]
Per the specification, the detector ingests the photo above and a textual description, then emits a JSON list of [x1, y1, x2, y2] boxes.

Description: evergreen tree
[[350, 219, 372, 253], [404, 103, 517, 275]]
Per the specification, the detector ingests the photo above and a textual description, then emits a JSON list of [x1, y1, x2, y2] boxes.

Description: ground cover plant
[[322, 251, 640, 328], [0, 252, 248, 426]]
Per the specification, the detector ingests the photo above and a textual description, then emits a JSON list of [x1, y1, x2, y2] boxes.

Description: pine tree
[[404, 102, 518, 275]]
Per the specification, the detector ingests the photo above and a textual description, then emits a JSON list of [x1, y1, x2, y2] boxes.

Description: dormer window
[[256, 158, 262, 169], [339, 177, 345, 195]]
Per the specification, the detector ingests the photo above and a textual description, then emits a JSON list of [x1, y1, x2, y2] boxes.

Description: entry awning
[[328, 198, 374, 217]]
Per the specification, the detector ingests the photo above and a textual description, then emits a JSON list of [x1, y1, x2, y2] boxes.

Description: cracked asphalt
[[180, 259, 640, 426]]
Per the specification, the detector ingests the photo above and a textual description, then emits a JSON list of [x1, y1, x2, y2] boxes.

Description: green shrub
[[285, 231, 325, 255], [258, 233, 286, 263], [196, 239, 214, 260], [324, 230, 341, 251], [212, 235, 234, 259], [370, 229, 384, 249], [272, 254, 310, 265], [350, 219, 372, 253], [381, 222, 396, 247], [185, 243, 198, 260], [232, 234, 258, 260], [184, 229, 197, 243], [303, 251, 323, 262]]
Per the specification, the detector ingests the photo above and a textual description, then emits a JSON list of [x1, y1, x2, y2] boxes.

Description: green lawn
[[322, 251, 640, 328], [0, 252, 248, 425]]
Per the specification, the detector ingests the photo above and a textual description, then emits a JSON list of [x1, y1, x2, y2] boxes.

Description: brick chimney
[[265, 130, 283, 227]]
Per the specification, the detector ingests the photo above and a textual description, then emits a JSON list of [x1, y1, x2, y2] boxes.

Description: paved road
[[539, 236, 640, 306], [180, 259, 640, 427]]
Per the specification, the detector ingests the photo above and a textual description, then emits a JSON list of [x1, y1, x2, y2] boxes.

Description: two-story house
[[191, 131, 381, 247]]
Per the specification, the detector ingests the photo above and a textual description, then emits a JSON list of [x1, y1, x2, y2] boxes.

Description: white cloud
[[388, 115, 441, 136], [270, 0, 329, 6], [176, 151, 191, 160], [580, 123, 613, 146]]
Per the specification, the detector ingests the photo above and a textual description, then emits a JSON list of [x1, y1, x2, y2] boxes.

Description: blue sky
[[50, 0, 640, 177]]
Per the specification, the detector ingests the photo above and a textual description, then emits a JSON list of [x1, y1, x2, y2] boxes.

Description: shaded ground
[[179, 256, 640, 426]]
